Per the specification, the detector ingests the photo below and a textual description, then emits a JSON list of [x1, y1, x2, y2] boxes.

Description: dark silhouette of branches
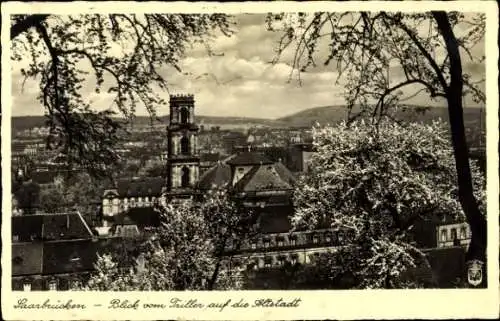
[[11, 14, 234, 177]]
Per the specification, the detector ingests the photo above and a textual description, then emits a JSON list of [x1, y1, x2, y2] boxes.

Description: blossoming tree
[[292, 119, 485, 288]]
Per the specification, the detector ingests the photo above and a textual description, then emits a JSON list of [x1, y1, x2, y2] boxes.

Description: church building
[[99, 94, 202, 235]]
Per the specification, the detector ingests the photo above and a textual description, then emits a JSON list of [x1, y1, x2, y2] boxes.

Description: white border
[[2, 1, 499, 320]]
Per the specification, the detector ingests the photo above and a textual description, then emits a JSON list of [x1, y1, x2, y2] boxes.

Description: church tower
[[166, 94, 200, 198]]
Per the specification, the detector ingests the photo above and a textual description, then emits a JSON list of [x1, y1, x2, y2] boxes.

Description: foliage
[[11, 14, 234, 176], [77, 187, 252, 291], [269, 11, 487, 285], [12, 179, 40, 214], [292, 120, 485, 288], [38, 172, 107, 222], [267, 12, 485, 119]]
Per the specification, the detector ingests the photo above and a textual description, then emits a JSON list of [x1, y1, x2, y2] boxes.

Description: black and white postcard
[[2, 1, 498, 320]]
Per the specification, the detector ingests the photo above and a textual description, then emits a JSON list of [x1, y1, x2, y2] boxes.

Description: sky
[[10, 13, 485, 119]]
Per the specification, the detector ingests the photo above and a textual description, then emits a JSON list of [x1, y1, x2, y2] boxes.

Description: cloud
[[10, 13, 486, 118]]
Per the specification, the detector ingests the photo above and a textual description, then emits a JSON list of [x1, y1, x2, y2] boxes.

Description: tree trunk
[[433, 12, 487, 287]]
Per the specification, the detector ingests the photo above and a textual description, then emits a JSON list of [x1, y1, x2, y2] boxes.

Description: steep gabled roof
[[42, 213, 94, 241], [234, 164, 293, 192], [273, 161, 297, 186], [197, 162, 232, 190]]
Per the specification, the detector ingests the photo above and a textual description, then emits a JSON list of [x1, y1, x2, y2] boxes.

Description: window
[[440, 229, 447, 242], [460, 226, 467, 239], [23, 283, 31, 292], [290, 255, 298, 265], [338, 231, 344, 243], [12, 235, 19, 242], [181, 166, 190, 188], [180, 107, 189, 124], [238, 167, 245, 173], [277, 256, 286, 266], [312, 235, 319, 244], [250, 242, 257, 250], [277, 238, 284, 247], [325, 234, 332, 243], [289, 236, 297, 246], [263, 239, 270, 248], [48, 280, 57, 291], [181, 136, 190, 155], [451, 228, 458, 241], [264, 258, 272, 268]]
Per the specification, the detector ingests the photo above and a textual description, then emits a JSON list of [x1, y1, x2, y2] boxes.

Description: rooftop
[[226, 151, 273, 166], [108, 176, 165, 198], [197, 162, 232, 190], [12, 212, 94, 242]]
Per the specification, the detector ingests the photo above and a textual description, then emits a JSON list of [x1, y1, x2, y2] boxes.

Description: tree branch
[[384, 13, 449, 93], [11, 14, 50, 39]]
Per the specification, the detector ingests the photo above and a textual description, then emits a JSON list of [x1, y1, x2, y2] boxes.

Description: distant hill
[[12, 105, 485, 132], [276, 104, 485, 129]]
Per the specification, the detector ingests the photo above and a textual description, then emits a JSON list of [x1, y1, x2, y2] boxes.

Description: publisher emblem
[[467, 260, 484, 287]]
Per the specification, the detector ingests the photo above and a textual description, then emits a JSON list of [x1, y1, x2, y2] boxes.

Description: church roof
[[273, 161, 297, 186], [197, 152, 296, 193], [234, 164, 293, 192], [115, 177, 165, 198], [197, 162, 231, 190], [226, 151, 273, 166]]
